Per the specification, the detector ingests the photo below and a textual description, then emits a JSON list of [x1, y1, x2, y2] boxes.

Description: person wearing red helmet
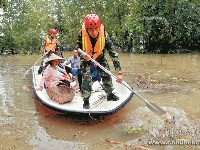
[[38, 29, 60, 74], [43, 29, 59, 55], [77, 14, 122, 109], [49, 29, 58, 35]]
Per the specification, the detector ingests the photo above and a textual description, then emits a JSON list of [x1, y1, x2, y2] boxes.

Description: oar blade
[[146, 101, 166, 116]]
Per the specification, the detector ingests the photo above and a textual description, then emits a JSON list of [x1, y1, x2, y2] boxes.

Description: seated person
[[36, 53, 75, 104], [45, 63, 71, 87], [62, 49, 81, 90], [40, 52, 71, 81]]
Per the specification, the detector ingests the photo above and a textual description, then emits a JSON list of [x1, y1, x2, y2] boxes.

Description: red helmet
[[84, 14, 101, 29], [50, 29, 58, 35]]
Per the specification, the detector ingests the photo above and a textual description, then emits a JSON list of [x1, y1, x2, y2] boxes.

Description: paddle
[[77, 48, 166, 116], [21, 44, 56, 79]]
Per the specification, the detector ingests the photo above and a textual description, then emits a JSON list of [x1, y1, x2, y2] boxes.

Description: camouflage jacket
[[76, 30, 121, 71]]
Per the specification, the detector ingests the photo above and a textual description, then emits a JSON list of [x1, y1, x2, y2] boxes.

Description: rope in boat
[[88, 90, 107, 120]]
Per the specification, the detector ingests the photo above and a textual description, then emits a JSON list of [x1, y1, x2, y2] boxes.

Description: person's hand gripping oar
[[78, 48, 166, 116]]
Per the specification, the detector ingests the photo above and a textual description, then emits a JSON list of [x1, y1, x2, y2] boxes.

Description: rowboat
[[32, 66, 134, 115]]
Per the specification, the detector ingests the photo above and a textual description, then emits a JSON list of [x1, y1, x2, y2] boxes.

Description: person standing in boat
[[38, 28, 60, 74], [77, 13, 123, 109], [43, 28, 59, 55], [36, 53, 75, 104]]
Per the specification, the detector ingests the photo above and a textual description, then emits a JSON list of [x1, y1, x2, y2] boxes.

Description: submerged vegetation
[[0, 0, 199, 54]]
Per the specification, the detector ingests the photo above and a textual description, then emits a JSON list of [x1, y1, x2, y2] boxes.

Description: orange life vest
[[45, 35, 57, 52], [82, 24, 105, 60]]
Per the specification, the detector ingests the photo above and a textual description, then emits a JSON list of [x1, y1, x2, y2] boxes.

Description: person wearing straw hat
[[36, 53, 75, 104]]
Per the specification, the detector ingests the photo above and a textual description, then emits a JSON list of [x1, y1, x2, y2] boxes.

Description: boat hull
[[32, 66, 134, 115]]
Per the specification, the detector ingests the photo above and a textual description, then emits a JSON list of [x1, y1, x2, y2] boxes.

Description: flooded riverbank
[[0, 52, 199, 150]]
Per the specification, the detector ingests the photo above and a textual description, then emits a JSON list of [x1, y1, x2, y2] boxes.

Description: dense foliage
[[0, 0, 199, 54]]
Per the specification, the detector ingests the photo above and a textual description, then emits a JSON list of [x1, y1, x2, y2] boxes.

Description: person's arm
[[105, 32, 121, 71], [76, 32, 82, 50], [77, 57, 81, 69], [36, 68, 50, 90], [42, 36, 47, 55], [63, 72, 72, 81], [62, 57, 71, 66], [58, 65, 64, 73], [58, 66, 71, 81], [55, 38, 60, 46], [36, 76, 44, 91], [105, 32, 122, 83]]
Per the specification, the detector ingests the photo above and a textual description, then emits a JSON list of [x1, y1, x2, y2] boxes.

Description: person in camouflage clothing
[[77, 14, 123, 109]]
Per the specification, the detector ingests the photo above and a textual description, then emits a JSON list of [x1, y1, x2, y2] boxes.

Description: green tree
[[134, 0, 200, 53], [0, 0, 199, 54]]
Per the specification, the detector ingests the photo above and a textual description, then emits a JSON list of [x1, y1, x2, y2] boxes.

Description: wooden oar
[[78, 48, 166, 116], [21, 45, 56, 79]]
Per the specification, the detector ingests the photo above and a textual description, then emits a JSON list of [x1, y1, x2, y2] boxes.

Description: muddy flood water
[[0, 52, 200, 150]]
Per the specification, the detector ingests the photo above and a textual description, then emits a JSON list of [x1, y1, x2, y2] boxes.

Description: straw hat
[[47, 53, 64, 62]]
